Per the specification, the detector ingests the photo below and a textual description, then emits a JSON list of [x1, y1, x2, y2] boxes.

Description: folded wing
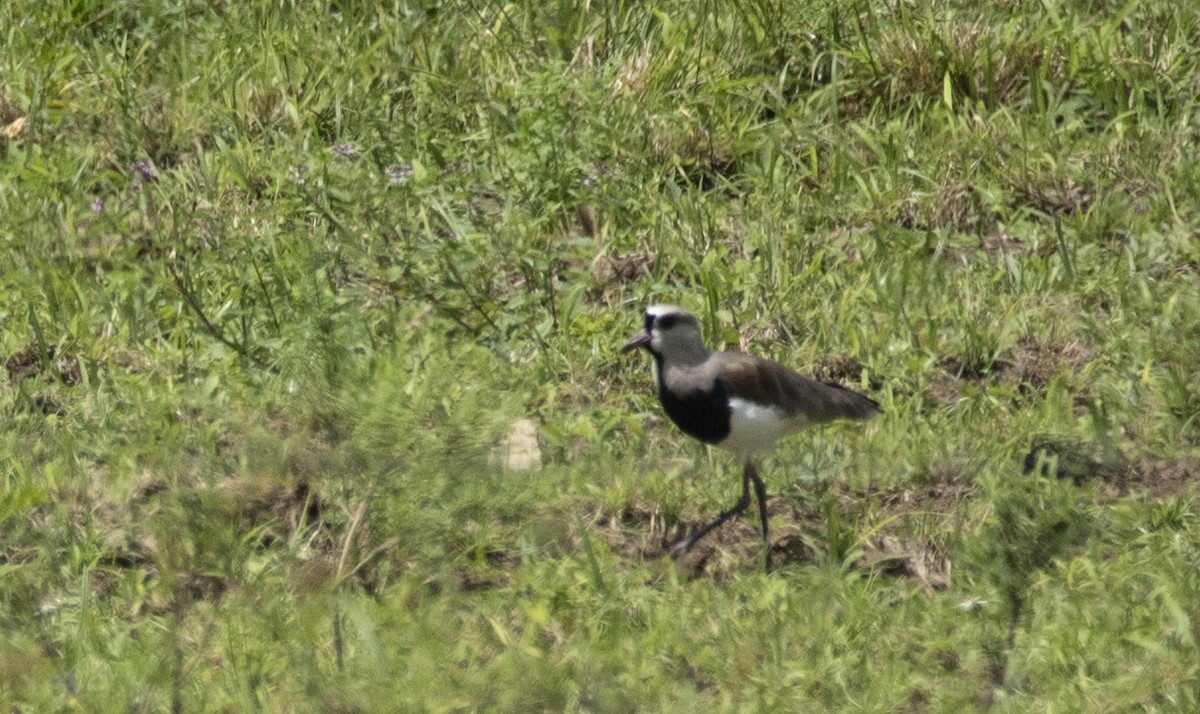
[[713, 351, 880, 424]]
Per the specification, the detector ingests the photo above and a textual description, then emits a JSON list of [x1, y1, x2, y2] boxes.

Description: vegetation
[[2, 0, 1199, 710]]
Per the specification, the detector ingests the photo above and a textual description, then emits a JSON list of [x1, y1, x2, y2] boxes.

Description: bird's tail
[[820, 381, 881, 421]]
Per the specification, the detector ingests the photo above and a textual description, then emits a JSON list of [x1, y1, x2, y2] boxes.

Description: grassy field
[[2, 0, 1199, 710]]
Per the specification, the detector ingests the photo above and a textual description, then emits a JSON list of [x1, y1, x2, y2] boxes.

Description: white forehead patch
[[646, 304, 683, 317]]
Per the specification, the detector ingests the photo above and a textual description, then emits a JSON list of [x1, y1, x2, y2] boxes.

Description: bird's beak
[[621, 329, 652, 353]]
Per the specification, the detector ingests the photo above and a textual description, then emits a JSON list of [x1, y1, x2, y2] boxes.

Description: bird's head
[[622, 305, 707, 363]]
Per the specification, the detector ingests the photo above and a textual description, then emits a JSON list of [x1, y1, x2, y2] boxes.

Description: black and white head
[[621, 304, 708, 364]]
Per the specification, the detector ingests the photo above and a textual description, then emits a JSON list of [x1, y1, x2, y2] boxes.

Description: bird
[[622, 304, 880, 569]]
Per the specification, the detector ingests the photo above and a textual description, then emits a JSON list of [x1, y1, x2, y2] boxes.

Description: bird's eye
[[658, 314, 677, 330]]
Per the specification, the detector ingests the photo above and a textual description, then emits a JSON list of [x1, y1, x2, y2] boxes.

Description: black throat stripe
[[654, 354, 732, 445]]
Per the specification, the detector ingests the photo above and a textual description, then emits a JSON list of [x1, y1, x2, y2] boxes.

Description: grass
[[2, 0, 1199, 710]]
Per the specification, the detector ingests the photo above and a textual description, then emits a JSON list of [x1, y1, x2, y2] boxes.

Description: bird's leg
[[746, 461, 771, 571], [669, 464, 753, 560]]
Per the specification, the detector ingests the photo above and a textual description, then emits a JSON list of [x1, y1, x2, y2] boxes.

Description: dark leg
[[746, 461, 771, 571], [670, 464, 752, 560]]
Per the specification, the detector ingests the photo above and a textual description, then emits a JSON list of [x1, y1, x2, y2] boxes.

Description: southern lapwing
[[622, 304, 879, 569]]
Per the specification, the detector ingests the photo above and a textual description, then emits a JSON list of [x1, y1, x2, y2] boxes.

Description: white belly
[[717, 397, 805, 458]]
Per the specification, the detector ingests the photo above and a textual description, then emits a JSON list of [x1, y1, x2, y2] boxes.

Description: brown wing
[[712, 351, 880, 424]]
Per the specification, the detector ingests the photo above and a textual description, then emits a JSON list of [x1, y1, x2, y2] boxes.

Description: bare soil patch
[[929, 337, 1097, 406], [595, 476, 970, 590], [4, 342, 82, 386], [1000, 337, 1097, 392], [1126, 457, 1199, 498], [1024, 436, 1198, 499], [592, 443, 1195, 586]]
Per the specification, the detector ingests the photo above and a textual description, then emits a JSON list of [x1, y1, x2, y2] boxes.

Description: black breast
[[655, 356, 731, 445]]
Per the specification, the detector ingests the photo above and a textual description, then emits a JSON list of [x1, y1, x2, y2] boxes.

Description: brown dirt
[[926, 371, 966, 407], [1015, 175, 1093, 218], [1000, 337, 1097, 392], [811, 355, 869, 385], [4, 342, 82, 386], [929, 336, 1097, 406], [214, 478, 324, 547], [594, 477, 971, 590], [0, 91, 23, 126], [858, 534, 953, 593], [980, 233, 1027, 256], [591, 251, 653, 286], [594, 447, 1197, 587], [873, 478, 976, 517], [1125, 457, 1199, 499], [930, 181, 993, 235], [1023, 437, 1198, 499]]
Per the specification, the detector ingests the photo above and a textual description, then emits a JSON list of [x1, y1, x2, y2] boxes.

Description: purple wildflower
[[90, 197, 105, 212], [332, 143, 357, 158], [129, 158, 158, 181]]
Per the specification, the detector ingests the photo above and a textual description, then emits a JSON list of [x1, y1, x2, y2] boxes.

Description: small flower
[[581, 163, 611, 188], [386, 163, 413, 185], [332, 143, 357, 158], [90, 197, 105, 212], [129, 158, 158, 181], [957, 597, 989, 611], [290, 163, 310, 185]]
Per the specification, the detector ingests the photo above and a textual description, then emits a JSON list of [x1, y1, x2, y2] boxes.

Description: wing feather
[[713, 351, 879, 423]]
